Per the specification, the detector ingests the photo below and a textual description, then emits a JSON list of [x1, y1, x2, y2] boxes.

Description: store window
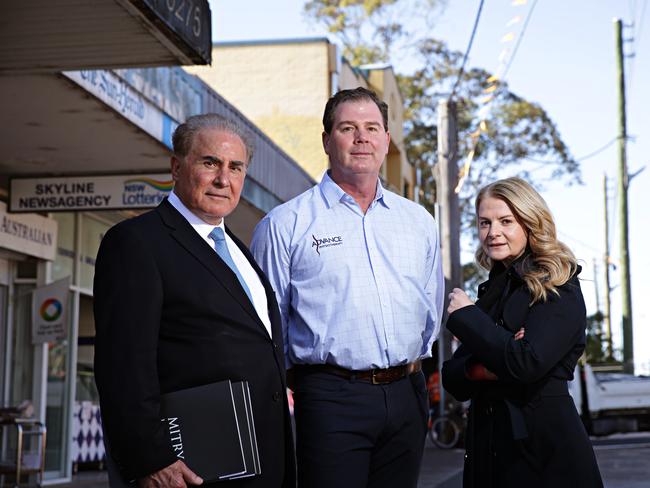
[[79, 216, 109, 291], [52, 213, 75, 283], [9, 283, 36, 409]]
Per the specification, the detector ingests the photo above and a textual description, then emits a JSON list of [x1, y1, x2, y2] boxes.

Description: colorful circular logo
[[40, 298, 62, 322]]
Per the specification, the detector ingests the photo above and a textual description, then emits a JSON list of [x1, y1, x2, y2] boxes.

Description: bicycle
[[427, 403, 465, 449]]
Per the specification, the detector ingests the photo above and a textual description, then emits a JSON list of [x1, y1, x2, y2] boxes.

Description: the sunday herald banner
[[10, 174, 174, 212]]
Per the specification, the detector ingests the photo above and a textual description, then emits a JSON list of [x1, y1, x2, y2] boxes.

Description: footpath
[[417, 444, 463, 488]]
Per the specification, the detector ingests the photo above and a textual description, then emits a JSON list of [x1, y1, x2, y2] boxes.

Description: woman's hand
[[465, 362, 498, 381], [447, 288, 474, 315]]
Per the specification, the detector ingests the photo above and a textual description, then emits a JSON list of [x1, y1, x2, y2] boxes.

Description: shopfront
[[2, 2, 217, 482], [0, 203, 59, 479]]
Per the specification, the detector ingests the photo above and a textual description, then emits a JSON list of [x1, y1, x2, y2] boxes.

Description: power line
[[575, 137, 621, 161], [501, 0, 539, 79], [557, 231, 603, 257], [524, 136, 621, 165], [449, 0, 485, 100]]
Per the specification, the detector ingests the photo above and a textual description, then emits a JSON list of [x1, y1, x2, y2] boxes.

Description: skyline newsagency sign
[[10, 174, 174, 212]]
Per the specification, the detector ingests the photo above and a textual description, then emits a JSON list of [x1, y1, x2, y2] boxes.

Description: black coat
[[94, 199, 295, 487], [442, 263, 603, 488]]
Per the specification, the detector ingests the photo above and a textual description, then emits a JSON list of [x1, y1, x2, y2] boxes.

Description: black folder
[[160, 379, 260, 482]]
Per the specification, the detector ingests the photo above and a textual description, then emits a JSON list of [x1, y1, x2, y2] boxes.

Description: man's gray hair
[[172, 113, 255, 164]]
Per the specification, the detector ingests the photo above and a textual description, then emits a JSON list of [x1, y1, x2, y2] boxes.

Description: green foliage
[[584, 311, 623, 365], [304, 0, 434, 64], [585, 311, 608, 363], [305, 0, 581, 235], [462, 262, 487, 301]]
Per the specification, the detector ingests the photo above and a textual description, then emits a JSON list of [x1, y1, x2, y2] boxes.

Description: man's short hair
[[322, 87, 389, 134], [172, 113, 255, 164]]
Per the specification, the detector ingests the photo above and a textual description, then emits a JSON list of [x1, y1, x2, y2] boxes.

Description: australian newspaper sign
[[0, 201, 57, 260], [10, 174, 173, 212]]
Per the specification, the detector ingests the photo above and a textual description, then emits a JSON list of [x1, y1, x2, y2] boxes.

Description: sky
[[209, 0, 650, 374]]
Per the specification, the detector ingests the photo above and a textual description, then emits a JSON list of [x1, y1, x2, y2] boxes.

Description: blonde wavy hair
[[474, 177, 577, 303]]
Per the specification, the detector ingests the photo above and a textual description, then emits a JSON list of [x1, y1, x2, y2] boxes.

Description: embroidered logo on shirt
[[312, 234, 343, 255]]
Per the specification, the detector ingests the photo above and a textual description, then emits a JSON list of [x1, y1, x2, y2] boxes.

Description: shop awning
[[0, 0, 212, 74]]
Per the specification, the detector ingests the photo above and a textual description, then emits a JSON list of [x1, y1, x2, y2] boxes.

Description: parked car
[[569, 363, 650, 435]]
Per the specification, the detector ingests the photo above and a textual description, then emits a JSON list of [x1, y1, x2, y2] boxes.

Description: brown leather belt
[[296, 361, 422, 385]]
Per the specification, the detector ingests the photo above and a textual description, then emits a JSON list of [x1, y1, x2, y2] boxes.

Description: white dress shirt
[[168, 191, 272, 337]]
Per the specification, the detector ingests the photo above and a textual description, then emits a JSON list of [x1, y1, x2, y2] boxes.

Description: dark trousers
[[293, 369, 428, 488]]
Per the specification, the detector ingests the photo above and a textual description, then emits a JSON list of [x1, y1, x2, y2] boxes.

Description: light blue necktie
[[209, 227, 253, 303]]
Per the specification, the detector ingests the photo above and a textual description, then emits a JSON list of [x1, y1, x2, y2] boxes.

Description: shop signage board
[[10, 174, 174, 212], [0, 201, 58, 260], [62, 70, 178, 148], [31, 277, 71, 344], [141, 0, 212, 64]]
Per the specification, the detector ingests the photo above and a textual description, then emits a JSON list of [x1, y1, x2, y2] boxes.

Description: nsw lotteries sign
[[32, 277, 71, 344], [10, 174, 173, 212]]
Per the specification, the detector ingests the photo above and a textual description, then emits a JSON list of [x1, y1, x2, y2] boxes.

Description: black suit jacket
[[94, 199, 295, 487]]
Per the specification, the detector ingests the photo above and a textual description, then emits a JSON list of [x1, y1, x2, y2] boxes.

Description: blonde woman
[[442, 177, 603, 488]]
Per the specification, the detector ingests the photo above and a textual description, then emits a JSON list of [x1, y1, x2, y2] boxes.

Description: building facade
[[185, 38, 416, 198], [1, 3, 312, 483]]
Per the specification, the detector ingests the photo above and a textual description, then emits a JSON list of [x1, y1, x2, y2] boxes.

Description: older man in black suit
[[94, 114, 294, 488]]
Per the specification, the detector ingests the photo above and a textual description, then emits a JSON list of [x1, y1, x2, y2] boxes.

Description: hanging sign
[[10, 174, 173, 212], [31, 277, 72, 344], [0, 201, 58, 260]]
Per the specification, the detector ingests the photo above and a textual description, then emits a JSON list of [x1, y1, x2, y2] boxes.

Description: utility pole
[[614, 18, 634, 373], [593, 257, 601, 314], [436, 99, 462, 415], [592, 257, 604, 360], [603, 173, 614, 360]]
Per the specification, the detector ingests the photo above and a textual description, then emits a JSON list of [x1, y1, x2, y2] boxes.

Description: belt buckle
[[371, 368, 395, 384], [371, 369, 382, 385]]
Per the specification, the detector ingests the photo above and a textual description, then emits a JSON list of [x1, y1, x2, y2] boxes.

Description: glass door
[[43, 213, 77, 483]]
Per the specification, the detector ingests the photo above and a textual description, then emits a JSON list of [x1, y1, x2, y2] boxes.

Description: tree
[[585, 311, 608, 363], [584, 311, 623, 365], [305, 0, 581, 257]]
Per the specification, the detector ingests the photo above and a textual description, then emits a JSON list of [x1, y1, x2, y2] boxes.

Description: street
[[417, 433, 650, 488], [59, 434, 650, 488]]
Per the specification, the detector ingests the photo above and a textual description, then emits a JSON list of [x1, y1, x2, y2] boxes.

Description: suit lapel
[[156, 200, 268, 336]]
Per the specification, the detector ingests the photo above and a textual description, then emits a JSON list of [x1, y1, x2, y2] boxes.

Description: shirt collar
[[167, 190, 225, 241], [319, 171, 390, 209]]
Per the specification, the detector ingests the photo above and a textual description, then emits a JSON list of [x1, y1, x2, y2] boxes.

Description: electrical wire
[[575, 137, 621, 161], [449, 0, 485, 100], [524, 136, 621, 165], [557, 231, 603, 258], [501, 0, 539, 79]]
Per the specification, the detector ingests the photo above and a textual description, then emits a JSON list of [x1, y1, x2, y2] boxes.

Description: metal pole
[[593, 257, 601, 314], [614, 18, 634, 373], [603, 173, 613, 360], [436, 99, 462, 415]]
